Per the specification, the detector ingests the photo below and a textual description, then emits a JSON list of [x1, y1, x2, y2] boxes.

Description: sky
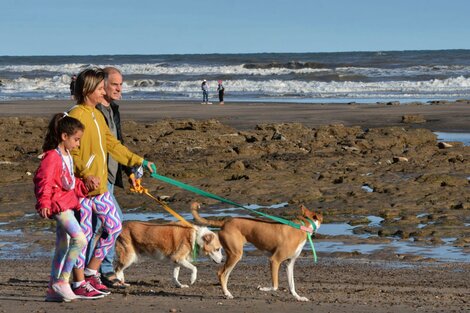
[[2, 0, 470, 56]]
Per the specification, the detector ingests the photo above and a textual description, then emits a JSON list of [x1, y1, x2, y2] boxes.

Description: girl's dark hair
[[74, 67, 105, 104], [42, 113, 85, 151]]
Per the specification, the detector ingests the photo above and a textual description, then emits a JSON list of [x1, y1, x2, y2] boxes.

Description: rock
[[342, 145, 361, 152], [392, 156, 409, 163], [224, 160, 245, 171], [271, 131, 286, 141], [401, 114, 426, 123], [438, 142, 453, 149], [427, 100, 450, 105], [416, 173, 469, 187]]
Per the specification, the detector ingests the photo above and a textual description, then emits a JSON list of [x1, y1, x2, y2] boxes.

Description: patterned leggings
[[51, 210, 87, 284], [75, 192, 122, 269]]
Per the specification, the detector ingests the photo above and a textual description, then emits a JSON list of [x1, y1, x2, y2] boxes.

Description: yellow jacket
[[68, 104, 143, 196]]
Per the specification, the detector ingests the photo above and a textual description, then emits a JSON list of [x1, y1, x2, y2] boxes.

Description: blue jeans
[[85, 182, 123, 274], [203, 91, 208, 102]]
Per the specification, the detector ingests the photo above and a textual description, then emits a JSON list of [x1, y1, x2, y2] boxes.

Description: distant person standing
[[69, 75, 77, 99], [201, 79, 209, 104], [217, 80, 225, 104]]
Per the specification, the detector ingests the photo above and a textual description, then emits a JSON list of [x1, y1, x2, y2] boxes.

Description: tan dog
[[191, 203, 322, 301], [114, 220, 223, 288]]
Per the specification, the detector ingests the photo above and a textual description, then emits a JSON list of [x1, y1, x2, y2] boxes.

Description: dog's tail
[[191, 202, 225, 228]]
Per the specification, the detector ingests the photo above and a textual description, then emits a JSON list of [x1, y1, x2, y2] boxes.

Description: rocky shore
[[0, 100, 469, 312]]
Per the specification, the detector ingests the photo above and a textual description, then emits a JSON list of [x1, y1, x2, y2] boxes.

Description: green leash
[[301, 219, 318, 263], [150, 173, 315, 234]]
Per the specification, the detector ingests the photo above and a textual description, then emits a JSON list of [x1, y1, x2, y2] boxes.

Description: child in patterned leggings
[[34, 113, 90, 302]]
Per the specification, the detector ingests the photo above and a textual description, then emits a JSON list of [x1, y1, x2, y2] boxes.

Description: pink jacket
[[34, 149, 88, 215]]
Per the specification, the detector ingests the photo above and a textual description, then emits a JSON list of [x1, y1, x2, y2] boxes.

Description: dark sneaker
[[85, 273, 110, 295], [72, 281, 105, 299], [102, 272, 128, 289]]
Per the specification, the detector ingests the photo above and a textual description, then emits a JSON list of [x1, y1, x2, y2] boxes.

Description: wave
[[243, 61, 327, 70], [4, 62, 470, 79], [2, 75, 470, 101], [0, 63, 329, 77]]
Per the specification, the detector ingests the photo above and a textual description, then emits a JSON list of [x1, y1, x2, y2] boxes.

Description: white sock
[[72, 280, 84, 289], [84, 268, 97, 276]]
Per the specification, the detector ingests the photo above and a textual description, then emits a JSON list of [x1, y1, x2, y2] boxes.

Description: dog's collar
[[300, 219, 318, 262], [192, 241, 199, 262], [304, 217, 318, 233]]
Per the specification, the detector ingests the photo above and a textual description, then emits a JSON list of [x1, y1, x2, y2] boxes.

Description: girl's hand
[[39, 207, 51, 219], [84, 176, 100, 191]]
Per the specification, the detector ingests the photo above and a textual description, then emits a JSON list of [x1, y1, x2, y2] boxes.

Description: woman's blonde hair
[[74, 67, 105, 104]]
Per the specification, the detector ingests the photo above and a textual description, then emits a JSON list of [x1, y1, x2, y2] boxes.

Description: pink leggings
[[75, 192, 122, 269]]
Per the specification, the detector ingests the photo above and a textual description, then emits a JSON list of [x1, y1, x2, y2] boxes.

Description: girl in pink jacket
[[33, 113, 93, 302]]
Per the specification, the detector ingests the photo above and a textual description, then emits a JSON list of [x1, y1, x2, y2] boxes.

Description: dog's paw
[[179, 284, 189, 288], [258, 286, 276, 292], [296, 296, 309, 302], [224, 292, 234, 299]]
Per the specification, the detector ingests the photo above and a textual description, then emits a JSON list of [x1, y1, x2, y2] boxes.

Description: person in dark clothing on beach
[[69, 75, 77, 99], [201, 79, 209, 104], [217, 80, 225, 104]]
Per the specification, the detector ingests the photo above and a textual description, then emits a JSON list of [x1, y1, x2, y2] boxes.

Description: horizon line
[[1, 48, 470, 58]]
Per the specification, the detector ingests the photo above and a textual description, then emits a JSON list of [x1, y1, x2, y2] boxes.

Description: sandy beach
[[0, 100, 469, 313], [2, 99, 470, 131]]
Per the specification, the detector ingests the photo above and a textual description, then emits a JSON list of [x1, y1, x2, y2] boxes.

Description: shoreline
[[1, 99, 470, 131]]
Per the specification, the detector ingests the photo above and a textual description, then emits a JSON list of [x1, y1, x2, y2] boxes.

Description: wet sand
[[0, 99, 469, 313], [1, 99, 470, 131]]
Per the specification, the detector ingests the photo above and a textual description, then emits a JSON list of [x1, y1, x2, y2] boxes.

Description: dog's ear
[[300, 204, 309, 215], [202, 233, 214, 244], [313, 212, 323, 223]]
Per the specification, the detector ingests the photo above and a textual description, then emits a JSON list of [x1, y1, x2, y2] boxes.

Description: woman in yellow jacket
[[68, 67, 156, 299]]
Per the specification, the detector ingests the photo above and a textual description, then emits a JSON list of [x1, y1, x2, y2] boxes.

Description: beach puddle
[[0, 241, 50, 260], [434, 132, 470, 146], [123, 203, 288, 222], [0, 206, 467, 263], [309, 240, 469, 262], [0, 228, 22, 236]]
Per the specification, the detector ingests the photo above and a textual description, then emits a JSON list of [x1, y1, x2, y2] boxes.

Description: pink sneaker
[[85, 273, 110, 295], [72, 281, 105, 299], [45, 287, 70, 302], [52, 282, 78, 302]]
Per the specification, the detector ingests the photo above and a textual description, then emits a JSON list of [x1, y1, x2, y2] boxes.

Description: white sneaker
[[52, 282, 78, 301]]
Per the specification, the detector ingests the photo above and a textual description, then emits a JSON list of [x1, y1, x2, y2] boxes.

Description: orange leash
[[129, 174, 193, 228]]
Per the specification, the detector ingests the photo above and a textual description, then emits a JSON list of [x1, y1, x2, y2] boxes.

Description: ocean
[[1, 50, 470, 103]]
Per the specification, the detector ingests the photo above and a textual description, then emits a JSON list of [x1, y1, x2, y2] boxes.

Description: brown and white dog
[[114, 220, 223, 288], [191, 202, 322, 301]]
